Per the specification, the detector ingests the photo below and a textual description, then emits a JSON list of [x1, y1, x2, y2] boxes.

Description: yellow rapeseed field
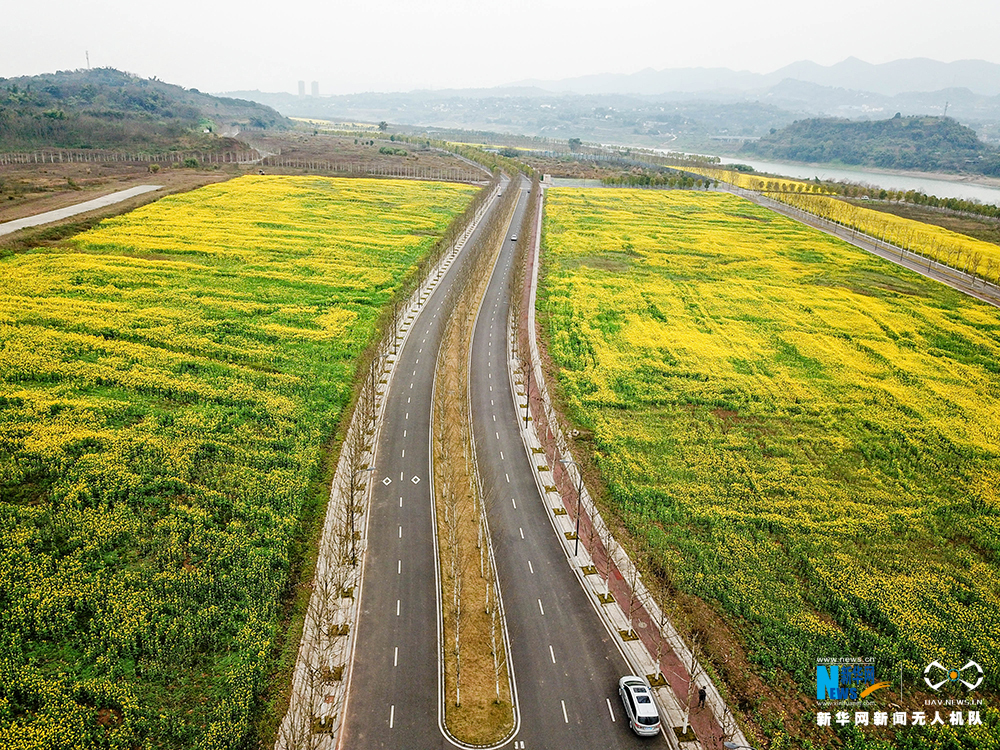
[[687, 165, 1000, 281], [540, 188, 1000, 727], [0, 175, 477, 749]]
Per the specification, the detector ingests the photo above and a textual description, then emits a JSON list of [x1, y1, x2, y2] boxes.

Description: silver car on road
[[618, 675, 661, 737]]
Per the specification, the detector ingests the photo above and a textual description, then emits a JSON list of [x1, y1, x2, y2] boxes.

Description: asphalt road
[[467, 179, 668, 750], [341, 181, 507, 750], [343, 176, 668, 750]]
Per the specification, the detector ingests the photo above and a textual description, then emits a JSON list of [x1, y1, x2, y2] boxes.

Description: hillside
[[743, 114, 1000, 175], [0, 67, 289, 151]]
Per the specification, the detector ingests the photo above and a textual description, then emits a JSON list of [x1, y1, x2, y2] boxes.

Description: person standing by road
[[698, 686, 707, 709]]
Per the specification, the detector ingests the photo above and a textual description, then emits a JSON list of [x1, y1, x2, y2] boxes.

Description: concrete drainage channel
[[506, 186, 752, 750], [275, 184, 501, 749]]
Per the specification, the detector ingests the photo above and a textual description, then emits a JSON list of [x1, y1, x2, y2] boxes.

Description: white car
[[619, 676, 661, 737], [510, 234, 518, 241]]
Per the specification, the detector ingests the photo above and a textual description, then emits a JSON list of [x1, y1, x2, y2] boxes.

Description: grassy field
[[0, 175, 477, 749], [539, 188, 1000, 745]]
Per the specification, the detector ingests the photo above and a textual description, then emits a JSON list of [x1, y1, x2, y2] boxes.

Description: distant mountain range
[[220, 58, 1000, 165], [512, 58, 1000, 98]]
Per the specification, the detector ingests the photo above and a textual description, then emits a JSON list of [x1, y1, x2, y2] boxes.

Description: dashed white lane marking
[[500, 451, 505, 460], [412, 369, 416, 376], [399, 497, 403, 507], [401, 449, 405, 458], [405, 412, 409, 419], [390, 705, 395, 729], [415, 358, 419, 364], [410, 382, 413, 389], [489, 386, 493, 392], [511, 497, 516, 508], [519, 527, 524, 539], [491, 399, 494, 406], [552, 646, 558, 665], [607, 698, 616, 721], [398, 526, 402, 538], [506, 473, 510, 483], [394, 646, 399, 665], [538, 599, 545, 615], [398, 560, 401, 574], [560, 700, 568, 723], [396, 600, 400, 617], [496, 432, 500, 440], [528, 560, 533, 574], [493, 414, 497, 422], [407, 397, 411, 404], [400, 471, 403, 481], [403, 429, 407, 437]]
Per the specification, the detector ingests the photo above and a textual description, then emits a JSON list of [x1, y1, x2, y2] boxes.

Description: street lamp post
[[558, 458, 582, 556], [351, 466, 376, 566]]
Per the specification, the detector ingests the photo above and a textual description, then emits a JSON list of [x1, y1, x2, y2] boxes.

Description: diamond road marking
[[382, 477, 392, 486], [411, 476, 420, 484]]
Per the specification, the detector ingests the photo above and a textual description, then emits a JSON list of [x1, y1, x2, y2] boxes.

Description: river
[[718, 157, 1000, 206]]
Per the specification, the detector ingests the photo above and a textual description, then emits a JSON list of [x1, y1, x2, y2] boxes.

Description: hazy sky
[[3, 0, 998, 94]]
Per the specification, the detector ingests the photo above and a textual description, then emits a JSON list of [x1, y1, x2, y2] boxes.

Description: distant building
[[311, 81, 319, 97], [298, 80, 306, 97]]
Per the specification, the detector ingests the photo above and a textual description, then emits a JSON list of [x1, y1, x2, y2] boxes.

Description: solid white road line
[[607, 698, 616, 721]]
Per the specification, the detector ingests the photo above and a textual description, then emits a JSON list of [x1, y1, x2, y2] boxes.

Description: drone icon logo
[[923, 660, 984, 691]]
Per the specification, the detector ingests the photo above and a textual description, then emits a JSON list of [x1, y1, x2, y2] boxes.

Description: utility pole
[[86, 51, 90, 69]]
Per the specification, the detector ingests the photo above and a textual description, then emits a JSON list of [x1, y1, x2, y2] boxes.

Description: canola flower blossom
[[685, 165, 1000, 281], [540, 188, 1000, 718], [0, 175, 477, 748]]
